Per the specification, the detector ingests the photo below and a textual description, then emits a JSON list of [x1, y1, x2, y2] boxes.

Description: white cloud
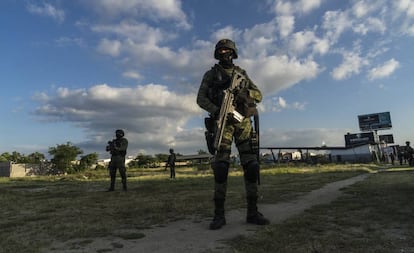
[[313, 38, 330, 55], [262, 96, 307, 112], [331, 50, 368, 80], [241, 21, 279, 57], [273, 0, 293, 15], [393, 0, 414, 35], [91, 21, 169, 44], [278, 96, 287, 108], [277, 15, 295, 38], [322, 10, 352, 44], [122, 71, 142, 80], [94, 31, 213, 80], [87, 0, 403, 97], [97, 39, 122, 57], [211, 26, 243, 43], [322, 2, 386, 45], [260, 128, 347, 147], [353, 17, 386, 35], [242, 55, 320, 96], [395, 0, 414, 17], [89, 20, 214, 78], [26, 3, 65, 23], [272, 0, 322, 15], [86, 0, 190, 29], [352, 0, 376, 18], [33, 83, 202, 157], [289, 30, 317, 54], [299, 0, 322, 14], [368, 58, 400, 80]]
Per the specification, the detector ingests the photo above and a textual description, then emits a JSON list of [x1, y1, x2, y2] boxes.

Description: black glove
[[236, 87, 249, 104], [212, 108, 220, 119]]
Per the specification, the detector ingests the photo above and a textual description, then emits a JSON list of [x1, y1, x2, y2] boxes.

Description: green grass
[[0, 164, 383, 252], [229, 170, 414, 253]]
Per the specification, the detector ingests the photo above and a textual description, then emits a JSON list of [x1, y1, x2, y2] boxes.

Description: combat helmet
[[214, 39, 238, 60], [115, 129, 125, 137]]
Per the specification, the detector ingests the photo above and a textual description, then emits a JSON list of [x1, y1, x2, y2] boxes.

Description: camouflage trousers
[[213, 117, 259, 201], [108, 156, 127, 188], [214, 117, 257, 165]]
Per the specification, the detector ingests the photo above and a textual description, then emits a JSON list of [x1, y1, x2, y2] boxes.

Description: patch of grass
[[0, 164, 371, 252], [116, 232, 146, 240], [229, 170, 414, 253]]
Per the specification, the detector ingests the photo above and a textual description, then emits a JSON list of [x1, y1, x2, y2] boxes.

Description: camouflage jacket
[[196, 64, 262, 116], [111, 137, 128, 157]]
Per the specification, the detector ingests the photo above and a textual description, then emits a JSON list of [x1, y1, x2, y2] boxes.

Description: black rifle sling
[[253, 113, 261, 185]]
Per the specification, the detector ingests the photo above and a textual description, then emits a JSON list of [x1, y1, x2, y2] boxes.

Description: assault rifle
[[213, 69, 246, 152], [106, 139, 116, 153]]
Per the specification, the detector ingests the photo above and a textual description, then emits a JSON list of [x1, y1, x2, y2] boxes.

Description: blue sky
[[1, 0, 414, 159]]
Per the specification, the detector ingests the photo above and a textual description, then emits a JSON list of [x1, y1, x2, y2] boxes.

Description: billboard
[[379, 134, 394, 144], [358, 112, 392, 131], [345, 132, 375, 147]]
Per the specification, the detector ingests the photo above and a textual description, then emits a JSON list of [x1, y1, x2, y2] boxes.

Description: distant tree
[[27, 152, 46, 164], [154, 153, 169, 166], [4, 151, 28, 163], [77, 153, 99, 171], [48, 142, 83, 174], [129, 153, 156, 168], [0, 151, 46, 164], [0, 152, 11, 162]]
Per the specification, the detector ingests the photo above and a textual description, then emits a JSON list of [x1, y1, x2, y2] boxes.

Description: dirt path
[[48, 174, 369, 253]]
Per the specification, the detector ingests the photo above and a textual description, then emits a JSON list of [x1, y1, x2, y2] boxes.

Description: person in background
[[389, 152, 395, 165], [166, 148, 176, 179], [106, 129, 128, 191], [405, 141, 413, 166]]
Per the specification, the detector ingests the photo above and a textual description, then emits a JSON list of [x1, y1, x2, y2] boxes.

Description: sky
[[1, 0, 414, 159]]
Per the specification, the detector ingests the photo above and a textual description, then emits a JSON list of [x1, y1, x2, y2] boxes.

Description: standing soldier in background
[[398, 146, 404, 165], [197, 39, 270, 230], [405, 141, 414, 166], [106, 129, 128, 191], [166, 148, 176, 179]]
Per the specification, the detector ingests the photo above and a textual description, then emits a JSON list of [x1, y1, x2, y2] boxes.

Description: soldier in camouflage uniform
[[405, 141, 414, 166], [166, 148, 176, 179], [197, 39, 270, 230], [106, 129, 129, 191]]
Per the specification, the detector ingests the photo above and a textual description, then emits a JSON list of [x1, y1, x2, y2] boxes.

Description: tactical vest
[[207, 64, 244, 108], [207, 64, 257, 118], [112, 138, 127, 157]]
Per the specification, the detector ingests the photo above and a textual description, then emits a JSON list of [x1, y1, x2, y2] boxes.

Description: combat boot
[[209, 214, 226, 230], [246, 211, 270, 225], [246, 197, 270, 225], [209, 199, 226, 230], [107, 177, 115, 191]]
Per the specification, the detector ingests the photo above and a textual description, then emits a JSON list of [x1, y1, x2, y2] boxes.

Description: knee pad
[[213, 162, 229, 184], [244, 161, 259, 183]]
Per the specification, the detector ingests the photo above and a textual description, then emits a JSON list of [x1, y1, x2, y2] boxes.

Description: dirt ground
[[46, 174, 369, 253]]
